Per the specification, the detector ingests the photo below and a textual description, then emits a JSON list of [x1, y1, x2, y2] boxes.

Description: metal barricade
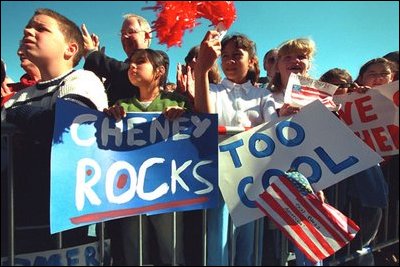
[[2, 123, 398, 266], [1, 123, 107, 266]]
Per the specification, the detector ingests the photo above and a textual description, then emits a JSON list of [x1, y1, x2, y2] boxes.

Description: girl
[[195, 31, 276, 266], [268, 38, 324, 266], [104, 48, 190, 266]]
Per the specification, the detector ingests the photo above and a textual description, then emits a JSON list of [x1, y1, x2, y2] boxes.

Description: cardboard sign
[[333, 81, 399, 156], [50, 99, 218, 233], [218, 100, 382, 227]]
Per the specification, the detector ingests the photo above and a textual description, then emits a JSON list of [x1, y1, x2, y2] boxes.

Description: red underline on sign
[[70, 197, 209, 224]]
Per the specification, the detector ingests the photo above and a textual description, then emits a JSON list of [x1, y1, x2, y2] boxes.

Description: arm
[[194, 31, 221, 113], [83, 51, 130, 80], [81, 24, 99, 57]]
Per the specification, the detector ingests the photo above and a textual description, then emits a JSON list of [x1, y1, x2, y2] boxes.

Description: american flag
[[256, 170, 359, 264], [291, 84, 338, 111]]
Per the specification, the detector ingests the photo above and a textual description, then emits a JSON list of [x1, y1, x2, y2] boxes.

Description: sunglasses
[[336, 83, 355, 89]]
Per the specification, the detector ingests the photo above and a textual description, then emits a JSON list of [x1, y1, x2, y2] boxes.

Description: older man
[[81, 14, 152, 105]]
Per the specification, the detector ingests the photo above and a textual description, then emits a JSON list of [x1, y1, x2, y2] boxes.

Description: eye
[[298, 54, 307, 60]]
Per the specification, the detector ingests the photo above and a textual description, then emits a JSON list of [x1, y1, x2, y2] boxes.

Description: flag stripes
[[256, 176, 359, 263], [291, 85, 337, 110]]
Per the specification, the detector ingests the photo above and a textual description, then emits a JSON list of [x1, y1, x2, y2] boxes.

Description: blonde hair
[[270, 38, 316, 92], [277, 38, 316, 61]]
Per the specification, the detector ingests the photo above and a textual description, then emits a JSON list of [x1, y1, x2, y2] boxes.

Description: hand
[[316, 190, 326, 203], [81, 24, 99, 57], [279, 103, 300, 117], [176, 64, 195, 100], [103, 104, 126, 122], [163, 106, 186, 121], [349, 82, 371, 94], [1, 81, 13, 97], [196, 30, 221, 74]]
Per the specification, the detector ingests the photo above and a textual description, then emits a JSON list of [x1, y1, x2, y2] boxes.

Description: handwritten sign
[[50, 99, 218, 233], [1, 240, 110, 266], [333, 81, 399, 156], [285, 73, 338, 111], [218, 100, 382, 227]]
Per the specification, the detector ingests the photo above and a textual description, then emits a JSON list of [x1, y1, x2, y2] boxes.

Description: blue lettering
[[238, 176, 256, 208], [276, 121, 305, 147], [219, 139, 244, 168], [291, 156, 322, 183], [249, 133, 275, 158], [66, 248, 79, 266], [33, 254, 62, 266], [262, 169, 285, 188], [85, 245, 100, 266], [314, 146, 359, 174]]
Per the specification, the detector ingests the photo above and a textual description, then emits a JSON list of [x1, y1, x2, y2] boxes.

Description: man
[[259, 48, 278, 85], [81, 14, 152, 105]]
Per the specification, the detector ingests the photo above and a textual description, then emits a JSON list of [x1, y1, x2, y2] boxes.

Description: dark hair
[[263, 48, 278, 70], [320, 68, 353, 84], [1, 59, 5, 84], [356, 57, 397, 83], [184, 46, 200, 64], [30, 9, 84, 67], [221, 34, 260, 85], [130, 49, 169, 88], [383, 51, 399, 64]]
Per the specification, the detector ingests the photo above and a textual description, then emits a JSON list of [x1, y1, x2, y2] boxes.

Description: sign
[[1, 240, 110, 266], [50, 99, 218, 233], [333, 81, 399, 156], [218, 100, 382, 227], [284, 73, 338, 111]]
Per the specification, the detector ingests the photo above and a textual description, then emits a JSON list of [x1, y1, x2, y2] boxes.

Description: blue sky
[[1, 1, 399, 84]]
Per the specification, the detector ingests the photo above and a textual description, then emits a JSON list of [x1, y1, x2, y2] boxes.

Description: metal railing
[[1, 124, 398, 266]]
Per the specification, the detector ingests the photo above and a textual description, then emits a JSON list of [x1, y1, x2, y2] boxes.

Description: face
[[277, 52, 311, 86], [264, 50, 278, 78], [17, 44, 38, 74], [127, 55, 156, 88], [360, 63, 393, 88], [23, 14, 68, 68], [221, 41, 253, 84], [120, 17, 150, 58]]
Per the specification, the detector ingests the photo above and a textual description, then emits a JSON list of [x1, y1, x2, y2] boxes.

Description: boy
[[1, 8, 108, 253]]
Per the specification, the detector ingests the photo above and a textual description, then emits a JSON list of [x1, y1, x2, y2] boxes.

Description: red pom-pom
[[144, 1, 237, 48], [196, 1, 237, 29], [145, 1, 198, 48]]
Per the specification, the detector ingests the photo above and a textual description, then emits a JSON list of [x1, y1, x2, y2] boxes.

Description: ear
[[144, 31, 152, 46], [389, 72, 395, 82], [157, 66, 166, 77], [248, 57, 256, 68], [65, 42, 79, 60]]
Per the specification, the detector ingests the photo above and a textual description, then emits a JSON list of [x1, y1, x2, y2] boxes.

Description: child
[[104, 48, 190, 266], [195, 31, 276, 266], [2, 8, 108, 253], [344, 58, 395, 266], [267, 37, 324, 266]]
